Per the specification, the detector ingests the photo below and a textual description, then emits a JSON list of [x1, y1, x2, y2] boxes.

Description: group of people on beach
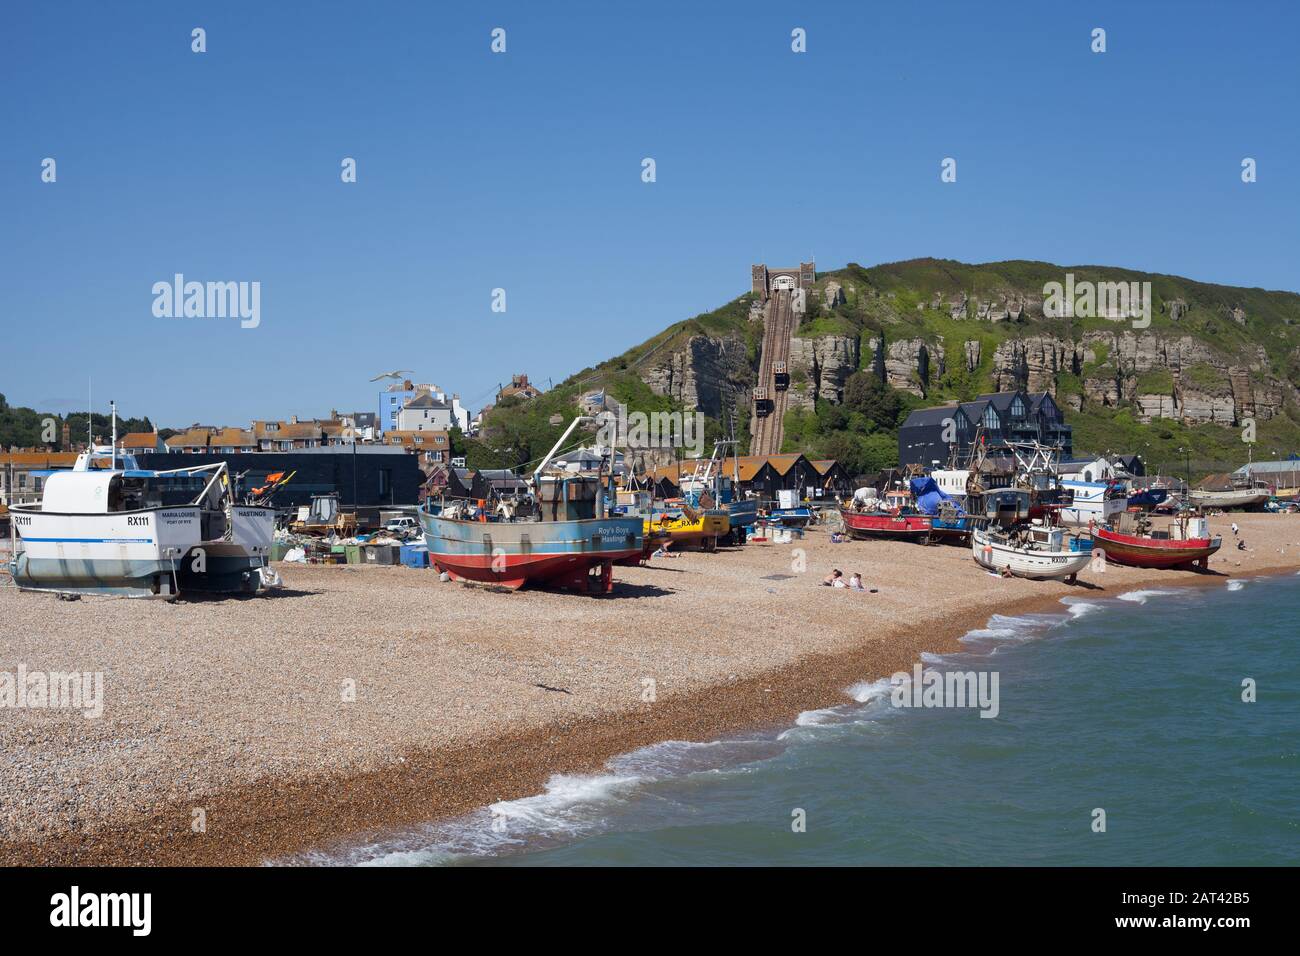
[[821, 569, 874, 592]]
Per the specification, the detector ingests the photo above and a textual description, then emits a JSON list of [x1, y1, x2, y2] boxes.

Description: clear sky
[[2, 0, 1296, 427]]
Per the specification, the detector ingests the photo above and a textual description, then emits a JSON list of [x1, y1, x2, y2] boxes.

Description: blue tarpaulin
[[908, 476, 965, 516]]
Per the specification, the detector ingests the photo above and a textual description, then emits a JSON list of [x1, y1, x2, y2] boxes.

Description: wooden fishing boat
[[927, 513, 973, 542], [767, 505, 812, 528], [1091, 513, 1220, 570], [420, 417, 642, 592], [971, 523, 1090, 581], [840, 508, 932, 541], [643, 506, 729, 553], [1188, 483, 1270, 511]]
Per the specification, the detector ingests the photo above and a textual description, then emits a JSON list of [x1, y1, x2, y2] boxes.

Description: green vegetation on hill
[[471, 257, 1300, 479], [0, 394, 154, 450]]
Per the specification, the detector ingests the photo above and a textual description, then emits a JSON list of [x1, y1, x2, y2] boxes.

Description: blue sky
[[2, 0, 1296, 427]]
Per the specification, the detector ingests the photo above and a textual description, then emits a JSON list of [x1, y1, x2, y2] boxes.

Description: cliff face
[[625, 258, 1299, 434], [986, 331, 1288, 425], [640, 333, 752, 419], [786, 334, 859, 409]]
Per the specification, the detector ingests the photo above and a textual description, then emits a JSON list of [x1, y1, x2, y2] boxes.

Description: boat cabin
[[536, 474, 603, 522], [38, 468, 213, 514]]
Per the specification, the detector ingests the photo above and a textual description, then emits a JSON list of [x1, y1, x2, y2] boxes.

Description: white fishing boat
[[1187, 482, 1270, 511], [7, 439, 275, 599], [971, 522, 1090, 582]]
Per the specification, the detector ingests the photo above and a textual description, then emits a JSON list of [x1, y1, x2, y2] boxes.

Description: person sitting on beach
[[848, 572, 865, 591], [1237, 539, 1247, 551], [653, 543, 678, 559], [822, 569, 843, 586], [1231, 522, 1239, 537], [999, 565, 1014, 578]]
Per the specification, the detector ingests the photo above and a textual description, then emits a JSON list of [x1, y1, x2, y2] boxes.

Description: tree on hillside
[[843, 372, 907, 430]]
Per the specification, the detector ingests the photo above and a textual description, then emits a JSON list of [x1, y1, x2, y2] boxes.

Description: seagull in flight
[[369, 370, 414, 382]]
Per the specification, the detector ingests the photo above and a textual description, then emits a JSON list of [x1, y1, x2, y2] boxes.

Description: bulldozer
[[289, 493, 357, 537]]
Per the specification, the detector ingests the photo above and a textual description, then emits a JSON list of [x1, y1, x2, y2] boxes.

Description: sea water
[[319, 575, 1300, 867]]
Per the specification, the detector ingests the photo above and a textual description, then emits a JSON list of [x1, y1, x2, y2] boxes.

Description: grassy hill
[[470, 258, 1300, 479]]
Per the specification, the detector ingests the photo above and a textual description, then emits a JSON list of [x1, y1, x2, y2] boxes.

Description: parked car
[[385, 516, 420, 535]]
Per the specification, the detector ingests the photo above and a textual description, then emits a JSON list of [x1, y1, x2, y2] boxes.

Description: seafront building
[[898, 390, 1073, 468]]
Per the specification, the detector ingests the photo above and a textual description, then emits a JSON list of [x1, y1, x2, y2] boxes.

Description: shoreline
[[4, 542, 1296, 866]]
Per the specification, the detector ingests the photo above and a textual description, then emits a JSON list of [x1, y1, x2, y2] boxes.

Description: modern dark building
[[136, 446, 423, 510], [898, 390, 1072, 468]]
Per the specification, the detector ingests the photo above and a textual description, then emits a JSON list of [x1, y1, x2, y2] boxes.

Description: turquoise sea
[[323, 575, 1300, 867]]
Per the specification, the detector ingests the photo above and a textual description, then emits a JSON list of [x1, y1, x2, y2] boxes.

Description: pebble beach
[[2, 512, 1297, 866]]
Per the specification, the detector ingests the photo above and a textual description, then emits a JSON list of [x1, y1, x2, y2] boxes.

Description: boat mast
[[532, 415, 593, 487], [110, 399, 117, 470]]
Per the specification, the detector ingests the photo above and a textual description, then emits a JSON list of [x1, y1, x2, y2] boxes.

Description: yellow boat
[[643, 502, 730, 553]]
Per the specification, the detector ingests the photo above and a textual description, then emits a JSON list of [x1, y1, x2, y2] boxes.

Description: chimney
[[290, 415, 299, 425]]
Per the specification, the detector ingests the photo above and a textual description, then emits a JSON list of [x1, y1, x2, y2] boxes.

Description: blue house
[[378, 381, 417, 435]]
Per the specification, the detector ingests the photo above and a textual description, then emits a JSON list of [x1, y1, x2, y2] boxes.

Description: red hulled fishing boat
[[840, 508, 932, 541], [1091, 513, 1221, 570]]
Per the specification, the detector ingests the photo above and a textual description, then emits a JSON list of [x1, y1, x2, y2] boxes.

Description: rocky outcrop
[[934, 291, 1036, 322], [824, 281, 845, 309], [974, 329, 1288, 425], [787, 335, 859, 409], [963, 339, 981, 372], [990, 336, 1074, 393], [640, 334, 751, 418], [867, 336, 944, 396]]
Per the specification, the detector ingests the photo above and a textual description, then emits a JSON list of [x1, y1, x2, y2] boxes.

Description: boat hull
[[1093, 527, 1221, 569], [840, 509, 932, 540], [727, 499, 759, 528], [8, 505, 274, 597], [1188, 490, 1270, 511], [769, 507, 812, 528], [927, 515, 973, 542], [643, 511, 729, 553], [971, 528, 1091, 581], [420, 512, 642, 592]]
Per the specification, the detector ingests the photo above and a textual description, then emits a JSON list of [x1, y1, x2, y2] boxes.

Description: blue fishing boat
[[909, 475, 971, 542], [419, 416, 642, 593], [1127, 486, 1169, 510], [767, 505, 812, 528]]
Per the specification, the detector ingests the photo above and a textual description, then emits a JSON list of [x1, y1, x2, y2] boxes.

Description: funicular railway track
[[749, 289, 796, 456]]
